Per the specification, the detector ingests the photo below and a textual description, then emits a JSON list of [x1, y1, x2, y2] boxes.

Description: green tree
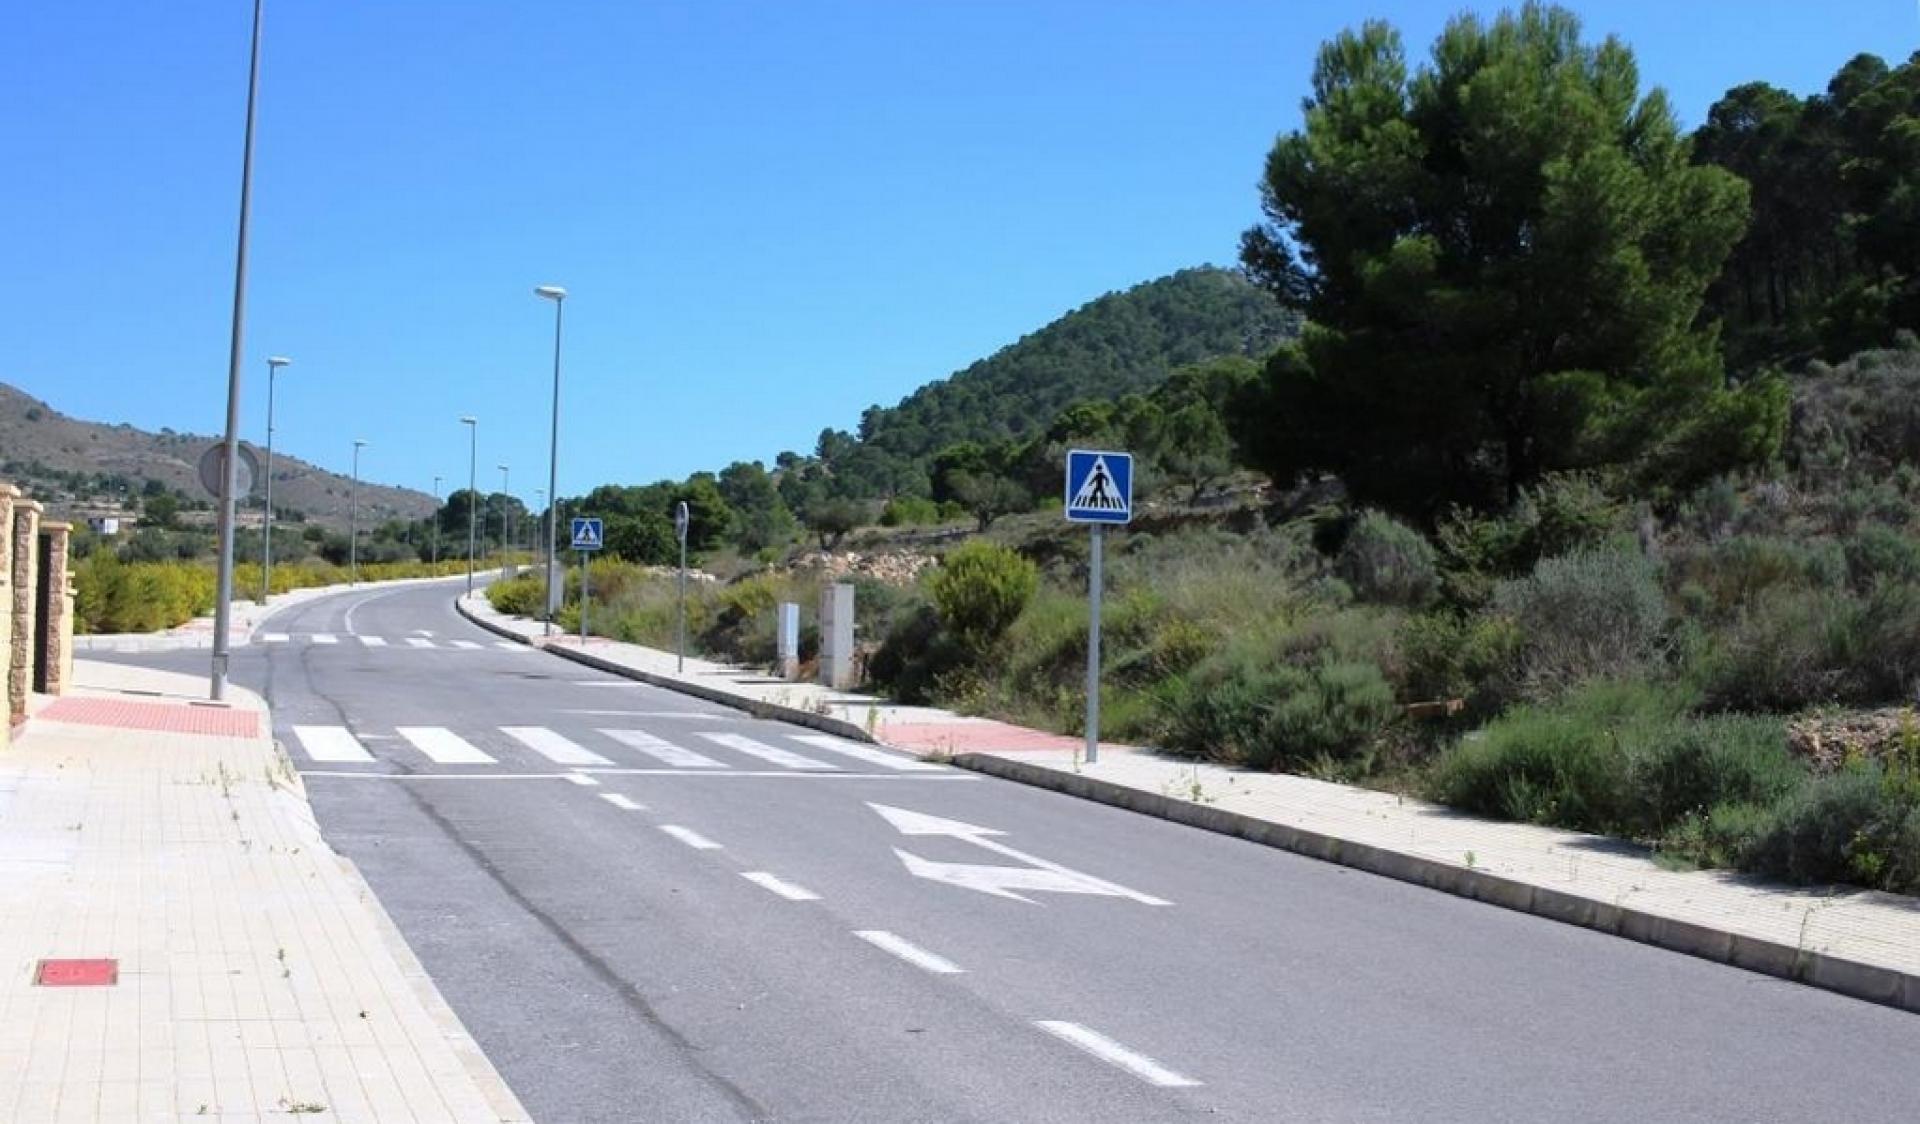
[[1238, 4, 1782, 520], [606, 512, 676, 564], [802, 497, 862, 550], [142, 491, 180, 529], [717, 461, 796, 551]]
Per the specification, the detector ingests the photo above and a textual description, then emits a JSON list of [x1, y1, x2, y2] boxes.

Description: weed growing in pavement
[[1464, 850, 1478, 869]]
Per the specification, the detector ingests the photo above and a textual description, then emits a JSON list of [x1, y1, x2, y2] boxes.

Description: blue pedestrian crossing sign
[[1065, 449, 1133, 524], [570, 517, 604, 551]]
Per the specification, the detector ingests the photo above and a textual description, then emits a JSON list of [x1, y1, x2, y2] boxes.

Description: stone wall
[[38, 521, 74, 696], [9, 498, 39, 727], [0, 487, 12, 747]]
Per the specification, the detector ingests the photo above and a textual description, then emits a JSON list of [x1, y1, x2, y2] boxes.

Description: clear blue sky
[[4, 2, 1914, 501]]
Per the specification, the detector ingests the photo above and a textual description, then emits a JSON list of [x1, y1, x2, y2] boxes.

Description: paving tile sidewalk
[[0, 659, 531, 1123], [461, 591, 1920, 1015]]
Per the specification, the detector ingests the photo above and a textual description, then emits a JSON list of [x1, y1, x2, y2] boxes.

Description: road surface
[[107, 580, 1920, 1122]]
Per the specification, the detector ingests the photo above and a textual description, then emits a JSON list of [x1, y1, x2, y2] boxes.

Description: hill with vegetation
[[0, 382, 435, 529]]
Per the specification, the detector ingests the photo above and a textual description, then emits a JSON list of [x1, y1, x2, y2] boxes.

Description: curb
[[953, 753, 1920, 1016], [454, 595, 882, 746]]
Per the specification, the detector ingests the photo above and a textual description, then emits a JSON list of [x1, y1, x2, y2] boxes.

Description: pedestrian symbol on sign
[[1064, 450, 1132, 525], [570, 517, 604, 551]]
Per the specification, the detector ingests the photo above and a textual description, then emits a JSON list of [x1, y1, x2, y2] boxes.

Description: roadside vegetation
[[74, 555, 481, 634], [479, 5, 1920, 898]]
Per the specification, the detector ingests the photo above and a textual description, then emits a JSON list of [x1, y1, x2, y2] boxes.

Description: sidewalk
[[459, 591, 1920, 1016], [0, 659, 531, 1123], [75, 573, 493, 654]]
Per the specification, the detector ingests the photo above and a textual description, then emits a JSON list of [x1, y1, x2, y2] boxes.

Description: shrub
[[865, 603, 969, 704], [879, 497, 944, 527], [1738, 764, 1920, 892], [1493, 548, 1667, 697], [1664, 535, 1846, 620], [1435, 473, 1624, 603], [1249, 660, 1398, 771], [927, 541, 1038, 650], [1155, 633, 1397, 770], [1398, 611, 1523, 719], [1694, 586, 1859, 711], [1844, 524, 1920, 590], [1335, 511, 1436, 607], [486, 574, 546, 616]]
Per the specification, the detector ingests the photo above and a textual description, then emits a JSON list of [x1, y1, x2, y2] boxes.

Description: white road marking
[[494, 641, 523, 651], [412, 629, 434, 637], [562, 773, 600, 787], [696, 732, 838, 771], [598, 729, 727, 769], [405, 637, 436, 649], [658, 824, 721, 850], [302, 769, 976, 782], [359, 636, 388, 648], [452, 640, 482, 650], [564, 709, 723, 718], [853, 930, 962, 974], [600, 793, 645, 811], [502, 726, 615, 766], [396, 726, 496, 764], [292, 726, 373, 763], [869, 803, 1170, 905], [741, 872, 820, 901], [261, 632, 290, 644], [1034, 1022, 1201, 1088], [310, 633, 339, 645], [791, 734, 942, 772]]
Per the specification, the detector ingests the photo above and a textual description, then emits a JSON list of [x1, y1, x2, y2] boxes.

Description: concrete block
[[10, 498, 39, 726], [0, 485, 12, 746], [776, 601, 800, 680], [818, 582, 855, 690]]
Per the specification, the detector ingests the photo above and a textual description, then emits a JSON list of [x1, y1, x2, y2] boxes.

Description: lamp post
[[497, 464, 511, 561], [461, 415, 478, 594], [430, 474, 442, 564], [210, 0, 266, 702], [534, 488, 546, 575], [535, 284, 566, 634], [259, 355, 291, 604], [348, 439, 367, 583]]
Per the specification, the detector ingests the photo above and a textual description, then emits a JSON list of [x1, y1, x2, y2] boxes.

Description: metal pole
[[499, 465, 511, 563], [542, 295, 565, 634], [261, 356, 287, 604], [578, 550, 588, 642], [211, 0, 265, 702], [463, 417, 477, 593], [431, 475, 441, 564], [349, 440, 364, 584], [677, 533, 687, 673], [1085, 523, 1103, 764]]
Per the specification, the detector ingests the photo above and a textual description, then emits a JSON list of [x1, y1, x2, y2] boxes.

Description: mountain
[[0, 383, 435, 528], [853, 267, 1298, 462]]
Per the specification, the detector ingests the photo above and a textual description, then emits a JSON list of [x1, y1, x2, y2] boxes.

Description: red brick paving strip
[[37, 697, 261, 739]]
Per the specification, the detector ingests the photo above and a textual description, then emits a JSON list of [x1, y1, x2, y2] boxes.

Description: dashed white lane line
[[502, 726, 615, 766], [311, 633, 339, 645], [791, 734, 943, 772], [741, 872, 820, 902], [562, 773, 600, 787], [658, 824, 722, 850], [405, 636, 436, 649], [360, 635, 388, 647], [292, 726, 373, 763], [853, 930, 963, 975], [600, 793, 645, 811], [452, 639, 483, 650], [696, 732, 838, 771], [1033, 1022, 1201, 1088], [599, 729, 727, 769], [396, 726, 496, 764]]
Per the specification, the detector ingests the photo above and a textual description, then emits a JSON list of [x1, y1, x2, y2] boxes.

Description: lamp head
[[534, 285, 567, 302], [267, 356, 292, 369], [460, 415, 477, 426]]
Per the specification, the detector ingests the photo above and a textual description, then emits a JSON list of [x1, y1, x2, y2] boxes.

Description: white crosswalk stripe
[[494, 641, 523, 651], [790, 734, 942, 772], [696, 732, 838, 771], [260, 632, 289, 644], [405, 637, 436, 649], [359, 635, 388, 648], [396, 726, 496, 764], [501, 726, 614, 766], [292, 725, 373, 763], [311, 633, 339, 645], [452, 640, 482, 650], [598, 729, 727, 769]]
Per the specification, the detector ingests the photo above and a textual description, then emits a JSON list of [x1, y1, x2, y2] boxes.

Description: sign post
[[1064, 450, 1133, 764], [674, 501, 690, 673], [570, 516, 603, 642]]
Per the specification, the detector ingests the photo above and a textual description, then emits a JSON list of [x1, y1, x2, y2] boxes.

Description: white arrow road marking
[[1034, 1022, 1201, 1088], [869, 803, 1169, 906], [854, 930, 963, 974]]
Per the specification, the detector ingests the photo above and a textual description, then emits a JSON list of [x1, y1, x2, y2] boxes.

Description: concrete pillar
[[37, 521, 74, 696], [817, 582, 855, 690], [0, 486, 13, 746], [9, 498, 40, 727], [776, 601, 801, 680]]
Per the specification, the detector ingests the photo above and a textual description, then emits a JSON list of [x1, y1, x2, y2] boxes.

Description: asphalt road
[[111, 580, 1920, 1123]]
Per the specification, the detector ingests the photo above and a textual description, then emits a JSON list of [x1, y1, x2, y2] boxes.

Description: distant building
[[88, 516, 123, 536]]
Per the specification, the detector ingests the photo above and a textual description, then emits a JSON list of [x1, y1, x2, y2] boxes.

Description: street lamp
[[534, 488, 545, 561], [535, 284, 566, 634], [461, 415, 478, 594], [497, 464, 511, 560], [210, 0, 266, 702], [431, 474, 442, 565], [349, 439, 367, 583], [259, 355, 291, 604]]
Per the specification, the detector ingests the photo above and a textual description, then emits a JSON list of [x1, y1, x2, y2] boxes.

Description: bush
[[1398, 611, 1523, 719], [1155, 635, 1397, 770], [927, 541, 1038, 650], [1696, 581, 1920, 711], [1435, 473, 1624, 602], [879, 497, 944, 527], [1844, 524, 1920, 590], [1493, 548, 1668, 696], [1738, 763, 1920, 892], [1335, 511, 1436, 607], [487, 574, 547, 616], [1664, 535, 1846, 620]]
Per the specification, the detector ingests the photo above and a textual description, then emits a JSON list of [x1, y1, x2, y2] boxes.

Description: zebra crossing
[[289, 723, 939, 774], [257, 632, 529, 653]]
